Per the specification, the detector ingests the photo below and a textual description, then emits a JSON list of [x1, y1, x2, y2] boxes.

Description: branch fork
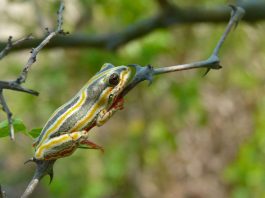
[[0, 1, 67, 140]]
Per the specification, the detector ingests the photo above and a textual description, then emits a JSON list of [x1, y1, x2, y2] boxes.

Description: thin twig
[[21, 1, 66, 197], [0, 35, 33, 60], [21, 179, 39, 198], [0, 81, 38, 140], [0, 1, 66, 140], [120, 6, 245, 98], [0, 89, 15, 140], [16, 1, 66, 84], [0, 81, 38, 95]]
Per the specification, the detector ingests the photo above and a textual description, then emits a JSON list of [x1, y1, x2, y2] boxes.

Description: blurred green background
[[0, 0, 265, 197]]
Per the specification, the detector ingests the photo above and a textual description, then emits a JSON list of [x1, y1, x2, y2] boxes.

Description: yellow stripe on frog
[[37, 90, 87, 147]]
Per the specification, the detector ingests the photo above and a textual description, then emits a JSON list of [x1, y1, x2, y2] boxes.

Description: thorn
[[48, 169, 54, 184], [45, 27, 50, 35], [146, 64, 153, 86], [228, 5, 245, 30], [203, 68, 211, 77], [216, 64, 222, 69], [203, 64, 222, 77], [147, 64, 152, 69], [99, 147, 105, 154], [229, 4, 237, 16], [229, 5, 239, 30], [58, 30, 69, 35], [7, 36, 13, 47], [24, 157, 36, 165]]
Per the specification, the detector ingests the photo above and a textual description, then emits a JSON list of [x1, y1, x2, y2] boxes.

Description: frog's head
[[86, 63, 132, 110], [102, 63, 132, 109]]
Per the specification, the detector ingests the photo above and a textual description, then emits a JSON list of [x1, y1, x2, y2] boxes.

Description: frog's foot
[[112, 97, 124, 110], [78, 139, 104, 153]]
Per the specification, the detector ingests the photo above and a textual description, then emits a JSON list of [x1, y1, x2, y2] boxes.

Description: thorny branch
[[21, 160, 55, 198], [0, 1, 67, 141], [0, 2, 244, 198], [152, 5, 245, 75], [21, 2, 66, 198], [0, 1, 263, 52], [20, 5, 244, 198], [121, 6, 245, 98]]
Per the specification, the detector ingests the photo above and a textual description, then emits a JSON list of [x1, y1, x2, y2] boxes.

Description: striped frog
[[33, 63, 131, 160]]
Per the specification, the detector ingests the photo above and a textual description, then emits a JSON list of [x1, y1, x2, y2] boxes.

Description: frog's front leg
[[96, 98, 124, 126], [34, 131, 103, 160]]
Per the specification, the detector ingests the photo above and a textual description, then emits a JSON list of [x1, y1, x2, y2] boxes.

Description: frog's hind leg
[[34, 130, 104, 161], [34, 131, 84, 160]]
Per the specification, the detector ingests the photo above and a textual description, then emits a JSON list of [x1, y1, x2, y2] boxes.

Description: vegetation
[[0, 0, 265, 197]]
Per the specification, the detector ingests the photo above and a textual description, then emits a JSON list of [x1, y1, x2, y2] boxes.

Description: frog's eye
[[108, 73, 120, 86]]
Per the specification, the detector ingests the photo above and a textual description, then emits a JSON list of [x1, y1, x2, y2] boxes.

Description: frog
[[32, 63, 132, 161]]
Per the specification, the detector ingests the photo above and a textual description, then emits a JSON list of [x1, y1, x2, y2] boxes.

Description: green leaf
[[28, 128, 42, 138], [0, 118, 26, 138]]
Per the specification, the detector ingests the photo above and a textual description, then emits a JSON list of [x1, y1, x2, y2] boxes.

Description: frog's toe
[[78, 139, 105, 153]]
